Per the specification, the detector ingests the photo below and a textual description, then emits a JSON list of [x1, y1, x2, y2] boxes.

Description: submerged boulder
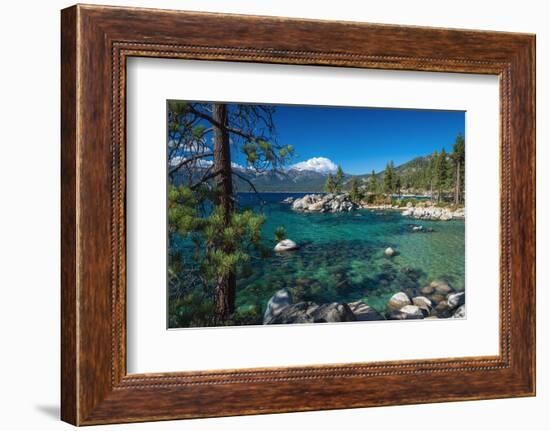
[[419, 285, 435, 295], [348, 301, 384, 321], [313, 303, 357, 323], [412, 296, 433, 316], [274, 239, 299, 252], [387, 292, 411, 312], [453, 304, 466, 319], [265, 302, 315, 324], [447, 292, 465, 309], [430, 280, 454, 295], [434, 300, 453, 318], [265, 301, 356, 324], [384, 247, 396, 257], [390, 304, 425, 320], [263, 289, 293, 324], [430, 293, 447, 304]]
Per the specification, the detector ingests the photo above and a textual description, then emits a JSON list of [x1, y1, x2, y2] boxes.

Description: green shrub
[[274, 226, 286, 242], [392, 197, 417, 207], [168, 292, 217, 328], [363, 193, 392, 205]]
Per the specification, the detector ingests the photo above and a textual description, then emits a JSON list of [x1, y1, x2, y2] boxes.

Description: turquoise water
[[234, 193, 465, 314], [169, 192, 465, 322]]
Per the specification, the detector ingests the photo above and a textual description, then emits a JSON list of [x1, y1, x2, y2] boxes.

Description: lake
[[228, 192, 465, 315]]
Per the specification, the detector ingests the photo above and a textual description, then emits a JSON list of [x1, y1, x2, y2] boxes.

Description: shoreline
[[284, 193, 465, 220], [238, 191, 464, 216], [237, 191, 432, 198]]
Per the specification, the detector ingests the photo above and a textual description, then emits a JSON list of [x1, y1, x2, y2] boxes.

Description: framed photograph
[[61, 4, 535, 425]]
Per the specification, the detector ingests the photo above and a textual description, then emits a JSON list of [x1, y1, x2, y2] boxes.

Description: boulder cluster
[[401, 206, 465, 221], [263, 281, 465, 325], [386, 280, 465, 320], [263, 289, 382, 324], [291, 193, 358, 213]]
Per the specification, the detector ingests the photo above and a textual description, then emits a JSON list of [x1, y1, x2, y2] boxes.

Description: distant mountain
[[383, 155, 431, 179], [171, 157, 347, 193], [232, 166, 350, 192], [343, 155, 432, 189], [172, 155, 432, 193]]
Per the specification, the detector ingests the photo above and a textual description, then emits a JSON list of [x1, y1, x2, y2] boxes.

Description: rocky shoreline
[[263, 280, 465, 325], [289, 193, 358, 213], [283, 193, 464, 221], [401, 205, 465, 221], [385, 280, 465, 320], [263, 289, 383, 324]]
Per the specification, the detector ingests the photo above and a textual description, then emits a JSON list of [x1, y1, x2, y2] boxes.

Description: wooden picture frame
[[61, 4, 536, 425]]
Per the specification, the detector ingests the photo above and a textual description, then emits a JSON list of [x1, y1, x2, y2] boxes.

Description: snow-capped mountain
[[172, 157, 347, 192], [231, 157, 346, 192]]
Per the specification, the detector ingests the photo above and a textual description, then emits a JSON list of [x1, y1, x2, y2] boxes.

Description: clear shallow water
[[236, 193, 464, 314], [171, 193, 465, 317]]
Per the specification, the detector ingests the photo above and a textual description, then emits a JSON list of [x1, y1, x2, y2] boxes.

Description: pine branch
[[168, 152, 214, 176], [187, 104, 269, 143], [231, 170, 261, 196], [190, 168, 222, 190]]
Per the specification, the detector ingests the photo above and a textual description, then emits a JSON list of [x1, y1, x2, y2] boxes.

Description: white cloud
[[289, 157, 338, 174], [231, 161, 246, 170], [169, 157, 251, 171], [169, 156, 213, 168]]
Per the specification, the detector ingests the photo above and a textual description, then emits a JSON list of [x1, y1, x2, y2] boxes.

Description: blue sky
[[265, 105, 465, 175]]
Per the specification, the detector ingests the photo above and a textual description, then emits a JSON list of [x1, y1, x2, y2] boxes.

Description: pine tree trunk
[[454, 161, 460, 205], [212, 103, 236, 320], [457, 161, 461, 204]]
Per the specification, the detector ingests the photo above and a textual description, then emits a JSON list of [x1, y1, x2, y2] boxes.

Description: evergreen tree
[[436, 149, 449, 202], [360, 138, 464, 203], [429, 150, 439, 199], [452, 133, 465, 204], [383, 161, 395, 195], [368, 170, 378, 193], [335, 165, 344, 193], [395, 176, 402, 196], [167, 102, 293, 321], [350, 177, 360, 202], [325, 173, 336, 193]]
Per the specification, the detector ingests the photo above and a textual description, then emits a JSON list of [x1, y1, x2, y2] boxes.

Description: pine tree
[[452, 133, 465, 205], [430, 150, 439, 199], [325, 174, 336, 193], [383, 161, 395, 195], [167, 102, 292, 321], [368, 170, 378, 193], [335, 165, 344, 193], [436, 149, 449, 202], [168, 185, 266, 301], [350, 177, 360, 202], [395, 176, 402, 196]]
